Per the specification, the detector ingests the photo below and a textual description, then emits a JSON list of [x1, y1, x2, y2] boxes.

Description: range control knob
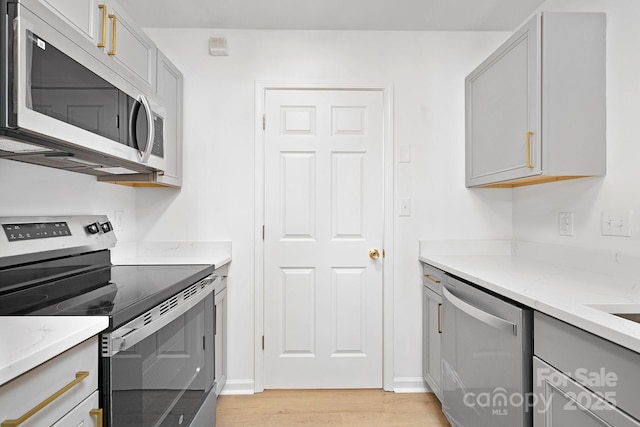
[[86, 223, 100, 234], [100, 221, 113, 233]]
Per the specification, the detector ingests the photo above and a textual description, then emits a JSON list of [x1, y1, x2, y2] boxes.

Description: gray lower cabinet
[[534, 312, 640, 426], [422, 263, 443, 400], [0, 337, 100, 426], [534, 357, 639, 427], [214, 274, 228, 397]]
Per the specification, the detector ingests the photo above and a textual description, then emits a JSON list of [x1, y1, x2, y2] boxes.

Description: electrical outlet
[[558, 212, 574, 236], [602, 210, 632, 236], [113, 210, 125, 231]]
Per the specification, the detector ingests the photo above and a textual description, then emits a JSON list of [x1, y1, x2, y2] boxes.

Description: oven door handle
[[108, 277, 215, 355], [442, 286, 517, 336]]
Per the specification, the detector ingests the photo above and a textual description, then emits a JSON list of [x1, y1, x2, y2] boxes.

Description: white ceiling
[[125, 0, 546, 31]]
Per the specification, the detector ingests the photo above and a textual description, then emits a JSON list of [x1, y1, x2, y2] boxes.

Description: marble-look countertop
[[0, 317, 108, 387], [112, 241, 232, 268], [419, 240, 640, 354]]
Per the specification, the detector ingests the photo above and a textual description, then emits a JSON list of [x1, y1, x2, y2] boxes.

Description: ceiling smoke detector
[[209, 36, 228, 56]]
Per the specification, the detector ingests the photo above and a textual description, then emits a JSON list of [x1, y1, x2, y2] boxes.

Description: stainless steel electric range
[[0, 215, 218, 427]]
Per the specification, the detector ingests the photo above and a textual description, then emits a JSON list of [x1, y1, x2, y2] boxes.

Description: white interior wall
[[0, 159, 137, 243], [513, 0, 640, 256], [138, 29, 512, 389]]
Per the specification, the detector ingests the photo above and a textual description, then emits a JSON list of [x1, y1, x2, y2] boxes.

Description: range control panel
[[2, 222, 71, 242], [0, 215, 117, 268]]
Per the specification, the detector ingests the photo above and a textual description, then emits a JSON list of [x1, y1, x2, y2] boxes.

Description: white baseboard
[[220, 378, 428, 394], [220, 379, 256, 395], [393, 377, 429, 393]]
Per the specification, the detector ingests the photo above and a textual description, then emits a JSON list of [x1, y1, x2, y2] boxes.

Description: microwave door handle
[[442, 286, 517, 336], [129, 95, 155, 164], [138, 94, 155, 164]]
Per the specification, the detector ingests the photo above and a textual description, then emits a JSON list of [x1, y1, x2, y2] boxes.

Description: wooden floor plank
[[217, 390, 451, 426]]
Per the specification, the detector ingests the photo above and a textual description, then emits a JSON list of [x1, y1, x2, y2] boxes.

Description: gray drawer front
[[422, 263, 444, 294], [534, 312, 640, 421]]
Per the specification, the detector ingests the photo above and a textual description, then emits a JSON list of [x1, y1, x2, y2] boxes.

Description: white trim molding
[[393, 377, 430, 393], [254, 81, 395, 392], [220, 379, 256, 396]]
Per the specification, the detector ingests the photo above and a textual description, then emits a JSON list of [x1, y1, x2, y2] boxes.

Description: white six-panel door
[[264, 89, 384, 388]]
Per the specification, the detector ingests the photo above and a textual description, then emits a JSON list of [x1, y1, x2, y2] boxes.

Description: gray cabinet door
[[465, 12, 605, 188], [105, 2, 157, 88], [214, 284, 227, 396], [155, 51, 183, 187], [423, 285, 442, 400], [533, 357, 640, 427], [466, 16, 539, 187], [37, 0, 102, 44]]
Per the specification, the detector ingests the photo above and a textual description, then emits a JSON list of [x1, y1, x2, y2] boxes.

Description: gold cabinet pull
[[97, 5, 107, 48], [424, 274, 441, 284], [526, 131, 534, 168], [1, 371, 89, 427], [108, 14, 117, 55], [90, 408, 103, 427], [437, 303, 442, 334]]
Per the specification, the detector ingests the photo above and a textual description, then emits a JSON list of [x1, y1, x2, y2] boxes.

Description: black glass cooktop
[[0, 263, 215, 330]]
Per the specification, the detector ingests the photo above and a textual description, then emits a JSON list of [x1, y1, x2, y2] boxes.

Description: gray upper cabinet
[[37, 0, 102, 43], [155, 51, 184, 187], [38, 0, 157, 90], [466, 12, 606, 188], [104, 1, 157, 89]]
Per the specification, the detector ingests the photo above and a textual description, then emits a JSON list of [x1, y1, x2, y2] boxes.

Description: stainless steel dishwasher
[[441, 275, 533, 427]]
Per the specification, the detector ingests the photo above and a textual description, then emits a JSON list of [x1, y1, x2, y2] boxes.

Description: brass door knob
[[369, 249, 380, 260]]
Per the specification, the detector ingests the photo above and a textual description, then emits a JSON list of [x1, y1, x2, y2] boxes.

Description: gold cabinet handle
[[90, 408, 103, 427], [437, 303, 442, 334], [97, 5, 107, 48], [424, 274, 441, 284], [1, 371, 89, 427], [526, 131, 534, 169], [108, 14, 117, 55], [369, 249, 380, 260]]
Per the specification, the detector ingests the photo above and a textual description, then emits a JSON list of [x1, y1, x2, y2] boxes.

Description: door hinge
[[262, 114, 266, 130], [262, 335, 265, 350]]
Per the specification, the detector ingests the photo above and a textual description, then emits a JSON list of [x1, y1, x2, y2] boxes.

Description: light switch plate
[[399, 198, 411, 216], [398, 146, 411, 163]]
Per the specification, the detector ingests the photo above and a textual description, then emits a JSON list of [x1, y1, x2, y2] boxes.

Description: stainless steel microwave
[[0, 0, 166, 177]]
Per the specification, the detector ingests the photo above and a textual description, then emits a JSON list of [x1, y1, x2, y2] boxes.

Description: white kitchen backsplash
[[420, 239, 640, 289], [111, 240, 231, 265]]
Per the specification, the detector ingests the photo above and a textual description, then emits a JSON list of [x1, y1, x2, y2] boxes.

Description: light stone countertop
[[419, 240, 640, 354], [0, 316, 108, 386], [112, 241, 231, 268]]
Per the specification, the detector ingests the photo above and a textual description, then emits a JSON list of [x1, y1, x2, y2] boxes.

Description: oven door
[[102, 280, 215, 427]]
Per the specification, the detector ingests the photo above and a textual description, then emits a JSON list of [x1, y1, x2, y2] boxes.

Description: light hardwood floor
[[216, 389, 451, 426]]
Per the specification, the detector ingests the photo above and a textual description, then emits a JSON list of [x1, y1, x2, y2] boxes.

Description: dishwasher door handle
[[443, 286, 517, 336]]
